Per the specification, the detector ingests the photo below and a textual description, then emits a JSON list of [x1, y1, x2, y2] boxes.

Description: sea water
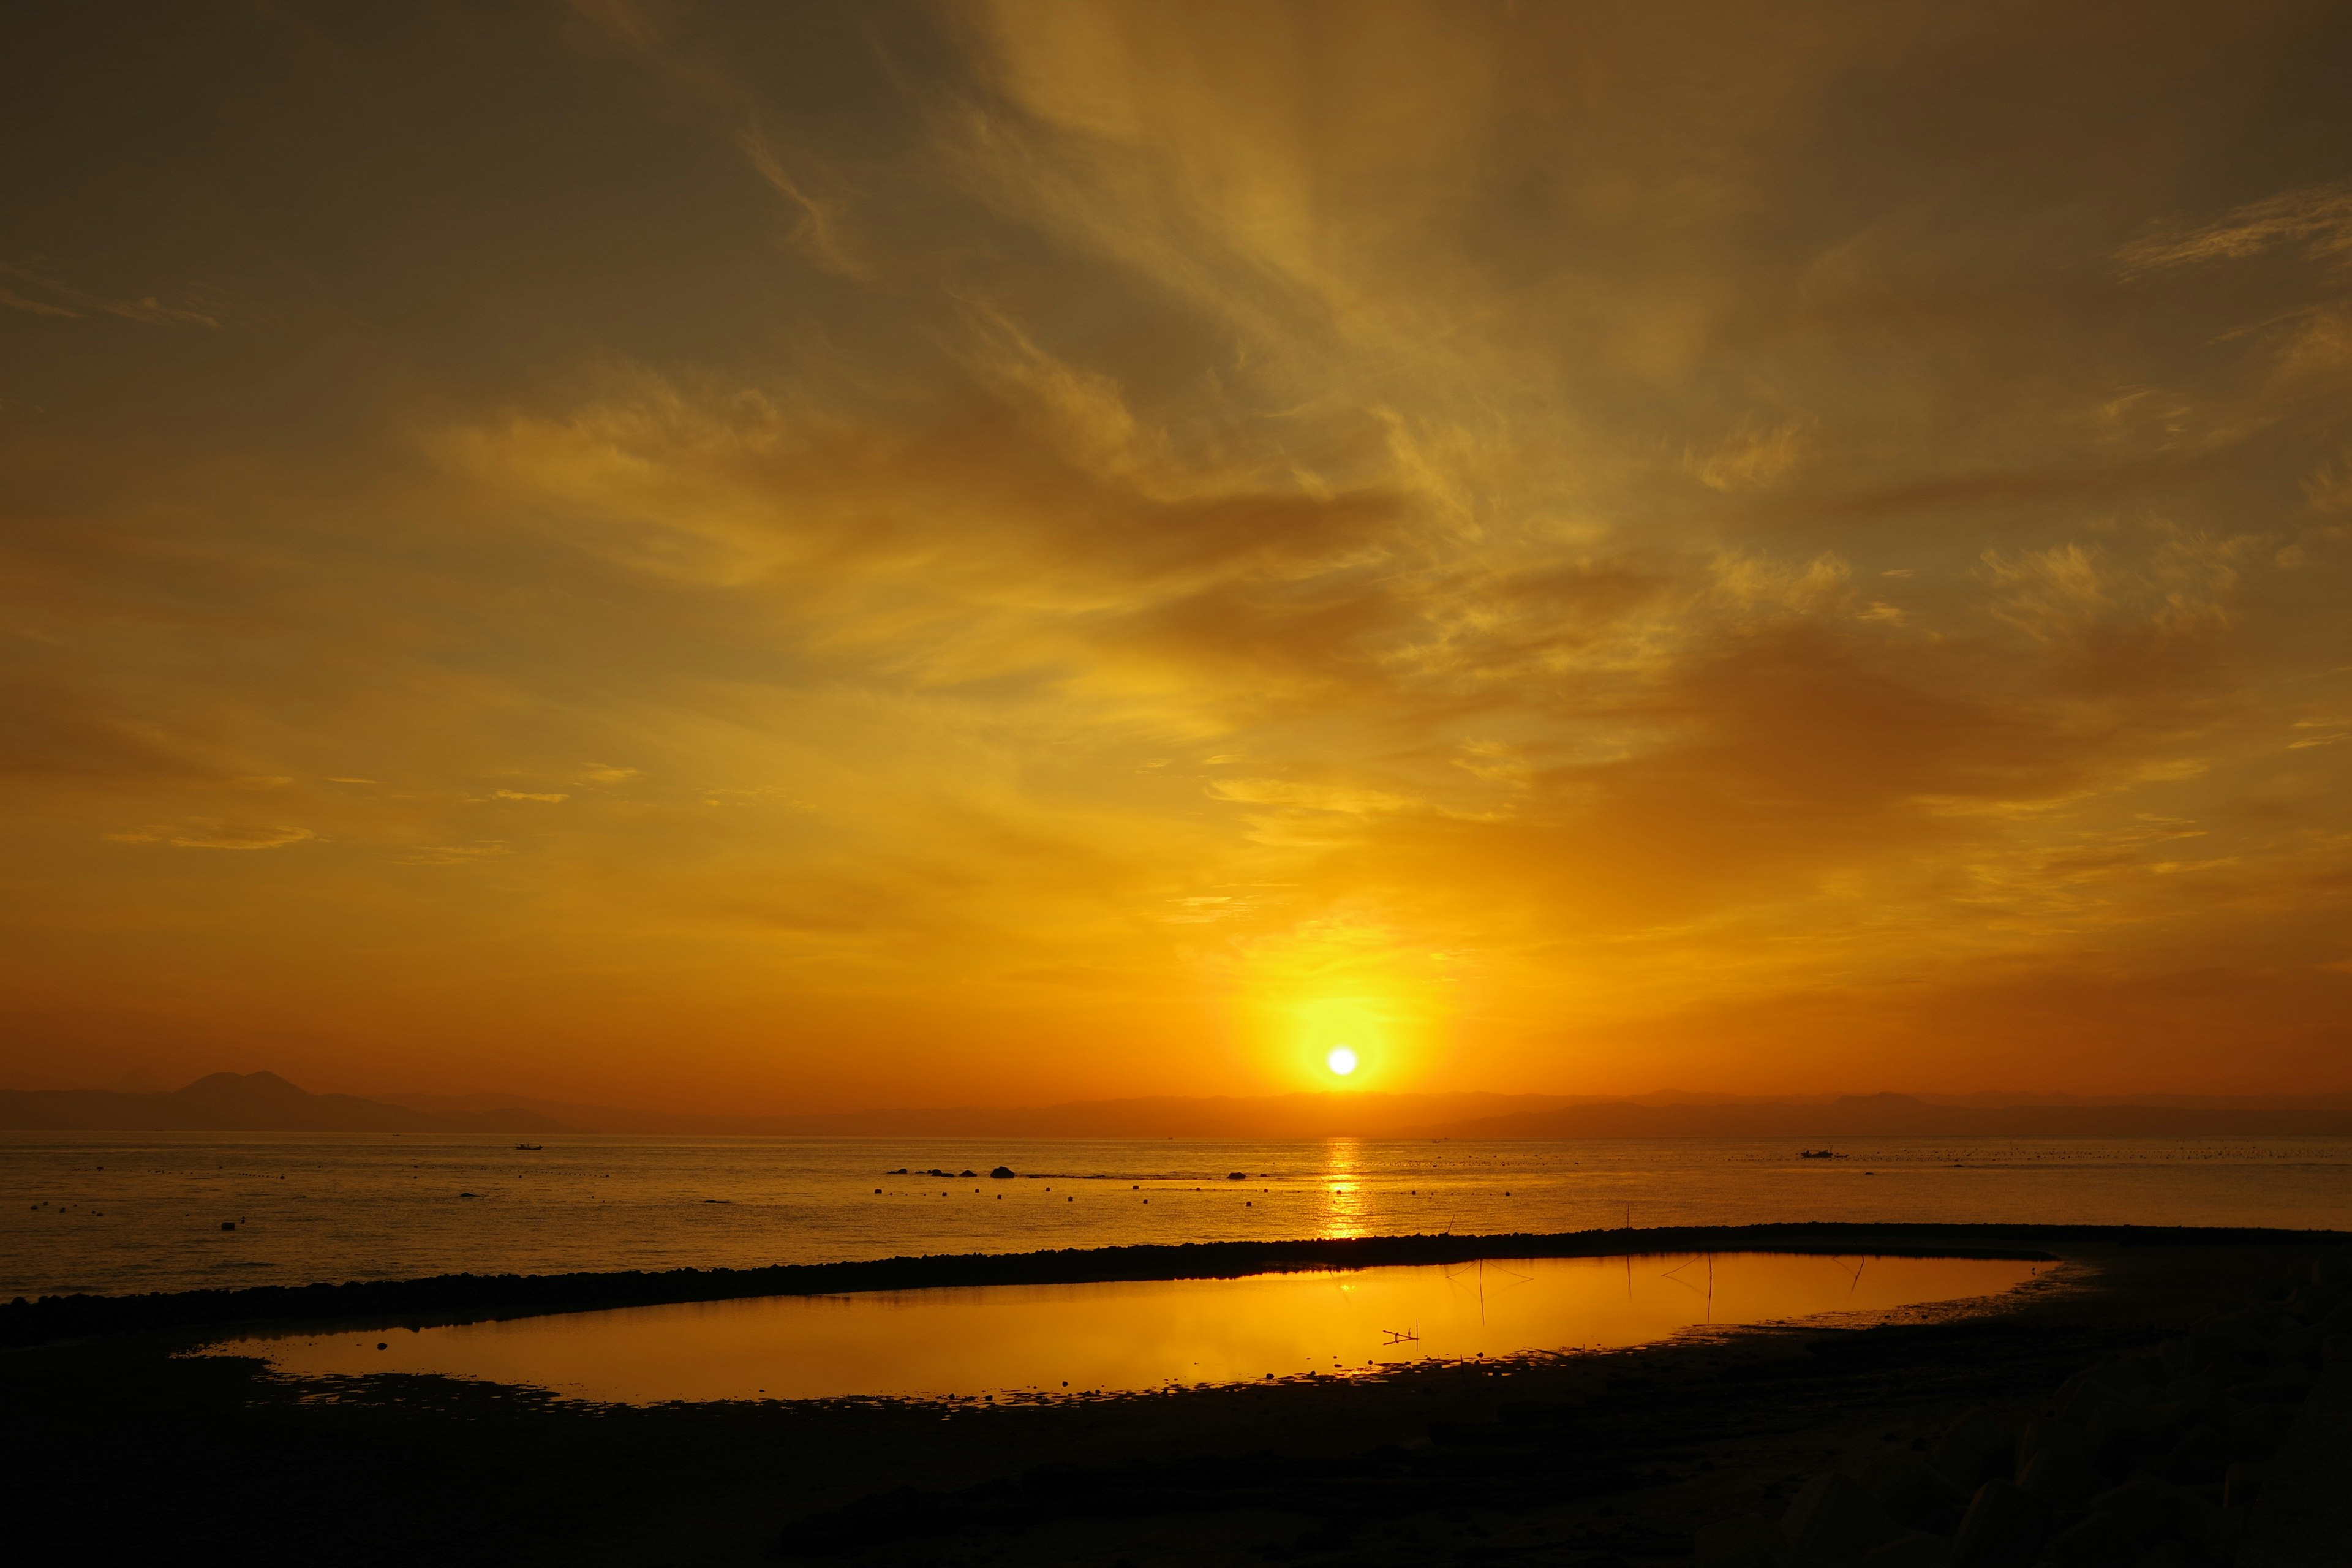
[[4, 1133, 2346, 1299]]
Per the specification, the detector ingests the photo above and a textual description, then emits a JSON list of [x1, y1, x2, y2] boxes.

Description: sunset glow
[[4, 3, 2349, 1114]]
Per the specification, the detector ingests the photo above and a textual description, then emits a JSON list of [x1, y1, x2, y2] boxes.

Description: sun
[[1279, 998, 1391, 1088]]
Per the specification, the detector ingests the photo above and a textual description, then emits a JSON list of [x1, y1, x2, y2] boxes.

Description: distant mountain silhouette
[[372, 1086, 2352, 1140], [0, 1071, 567, 1133], [372, 1089, 1593, 1139], [1416, 1091, 2352, 1139]]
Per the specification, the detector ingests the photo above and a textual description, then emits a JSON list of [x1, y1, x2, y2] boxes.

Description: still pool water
[[197, 1251, 2045, 1404], [6, 1132, 2343, 1300]]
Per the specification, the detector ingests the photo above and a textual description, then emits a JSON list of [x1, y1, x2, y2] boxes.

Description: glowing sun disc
[[1325, 1046, 1358, 1076]]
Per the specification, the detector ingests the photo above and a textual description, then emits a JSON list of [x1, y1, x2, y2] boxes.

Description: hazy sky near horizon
[[4, 1, 2351, 1111]]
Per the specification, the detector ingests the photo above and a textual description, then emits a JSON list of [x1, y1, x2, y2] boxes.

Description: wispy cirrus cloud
[[104, 821, 314, 850], [2119, 184, 2352, 274], [397, 843, 510, 866], [0, 265, 217, 325]]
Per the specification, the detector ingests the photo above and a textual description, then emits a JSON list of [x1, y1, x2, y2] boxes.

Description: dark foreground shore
[[1, 1223, 2344, 1566]]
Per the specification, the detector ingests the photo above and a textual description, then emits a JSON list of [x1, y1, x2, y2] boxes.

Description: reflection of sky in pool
[[202, 1251, 2040, 1404]]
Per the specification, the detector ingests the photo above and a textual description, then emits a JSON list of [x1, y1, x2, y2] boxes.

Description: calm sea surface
[[6, 1133, 2347, 1300]]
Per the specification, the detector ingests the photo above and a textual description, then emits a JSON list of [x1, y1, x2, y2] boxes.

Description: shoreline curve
[[9, 1219, 2345, 1349]]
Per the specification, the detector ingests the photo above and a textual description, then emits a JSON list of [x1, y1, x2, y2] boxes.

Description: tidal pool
[[203, 1250, 2041, 1404]]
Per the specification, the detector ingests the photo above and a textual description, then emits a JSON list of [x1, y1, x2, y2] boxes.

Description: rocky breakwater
[[1697, 1250, 2352, 1567]]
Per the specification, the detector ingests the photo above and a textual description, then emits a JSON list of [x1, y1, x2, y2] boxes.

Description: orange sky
[[4, 2, 2350, 1112]]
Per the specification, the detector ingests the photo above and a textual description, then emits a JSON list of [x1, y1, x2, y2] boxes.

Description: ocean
[[6, 1131, 2348, 1300]]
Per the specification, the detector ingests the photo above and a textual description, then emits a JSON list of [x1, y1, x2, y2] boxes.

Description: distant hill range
[[1419, 1091, 2352, 1139], [0, 1072, 567, 1134], [375, 1088, 1593, 1139], [5, 1075, 2351, 1139], [379, 1087, 2352, 1139]]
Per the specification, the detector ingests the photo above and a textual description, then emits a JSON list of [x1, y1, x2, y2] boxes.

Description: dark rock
[[2147, 1421, 2231, 1485], [2045, 1507, 2143, 1567], [2227, 1371, 2313, 1408], [2017, 1416, 2095, 1474], [1932, 1409, 2015, 1492], [1951, 1478, 2045, 1567], [2087, 1396, 2184, 1468], [1857, 1530, 1955, 1566], [2086, 1474, 2175, 1515], [1781, 1471, 1904, 1560], [2223, 1398, 2296, 1454], [1857, 1451, 1969, 1532], [2158, 1367, 2232, 1417], [2081, 1475, 2176, 1558], [2017, 1444, 2100, 1509], [1692, 1513, 1781, 1567], [2173, 1488, 2243, 1560]]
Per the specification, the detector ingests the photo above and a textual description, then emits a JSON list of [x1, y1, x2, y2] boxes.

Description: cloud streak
[[0, 265, 218, 326], [2119, 185, 2352, 274], [105, 821, 315, 851]]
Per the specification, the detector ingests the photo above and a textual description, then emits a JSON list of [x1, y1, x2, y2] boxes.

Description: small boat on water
[[514, 1144, 543, 1151], [1798, 1148, 1844, 1159]]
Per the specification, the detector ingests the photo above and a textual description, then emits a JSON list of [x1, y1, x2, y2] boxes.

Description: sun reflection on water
[[1321, 1137, 1367, 1239]]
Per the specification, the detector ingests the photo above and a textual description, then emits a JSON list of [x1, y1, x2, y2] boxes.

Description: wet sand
[[2, 1222, 2344, 1566]]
